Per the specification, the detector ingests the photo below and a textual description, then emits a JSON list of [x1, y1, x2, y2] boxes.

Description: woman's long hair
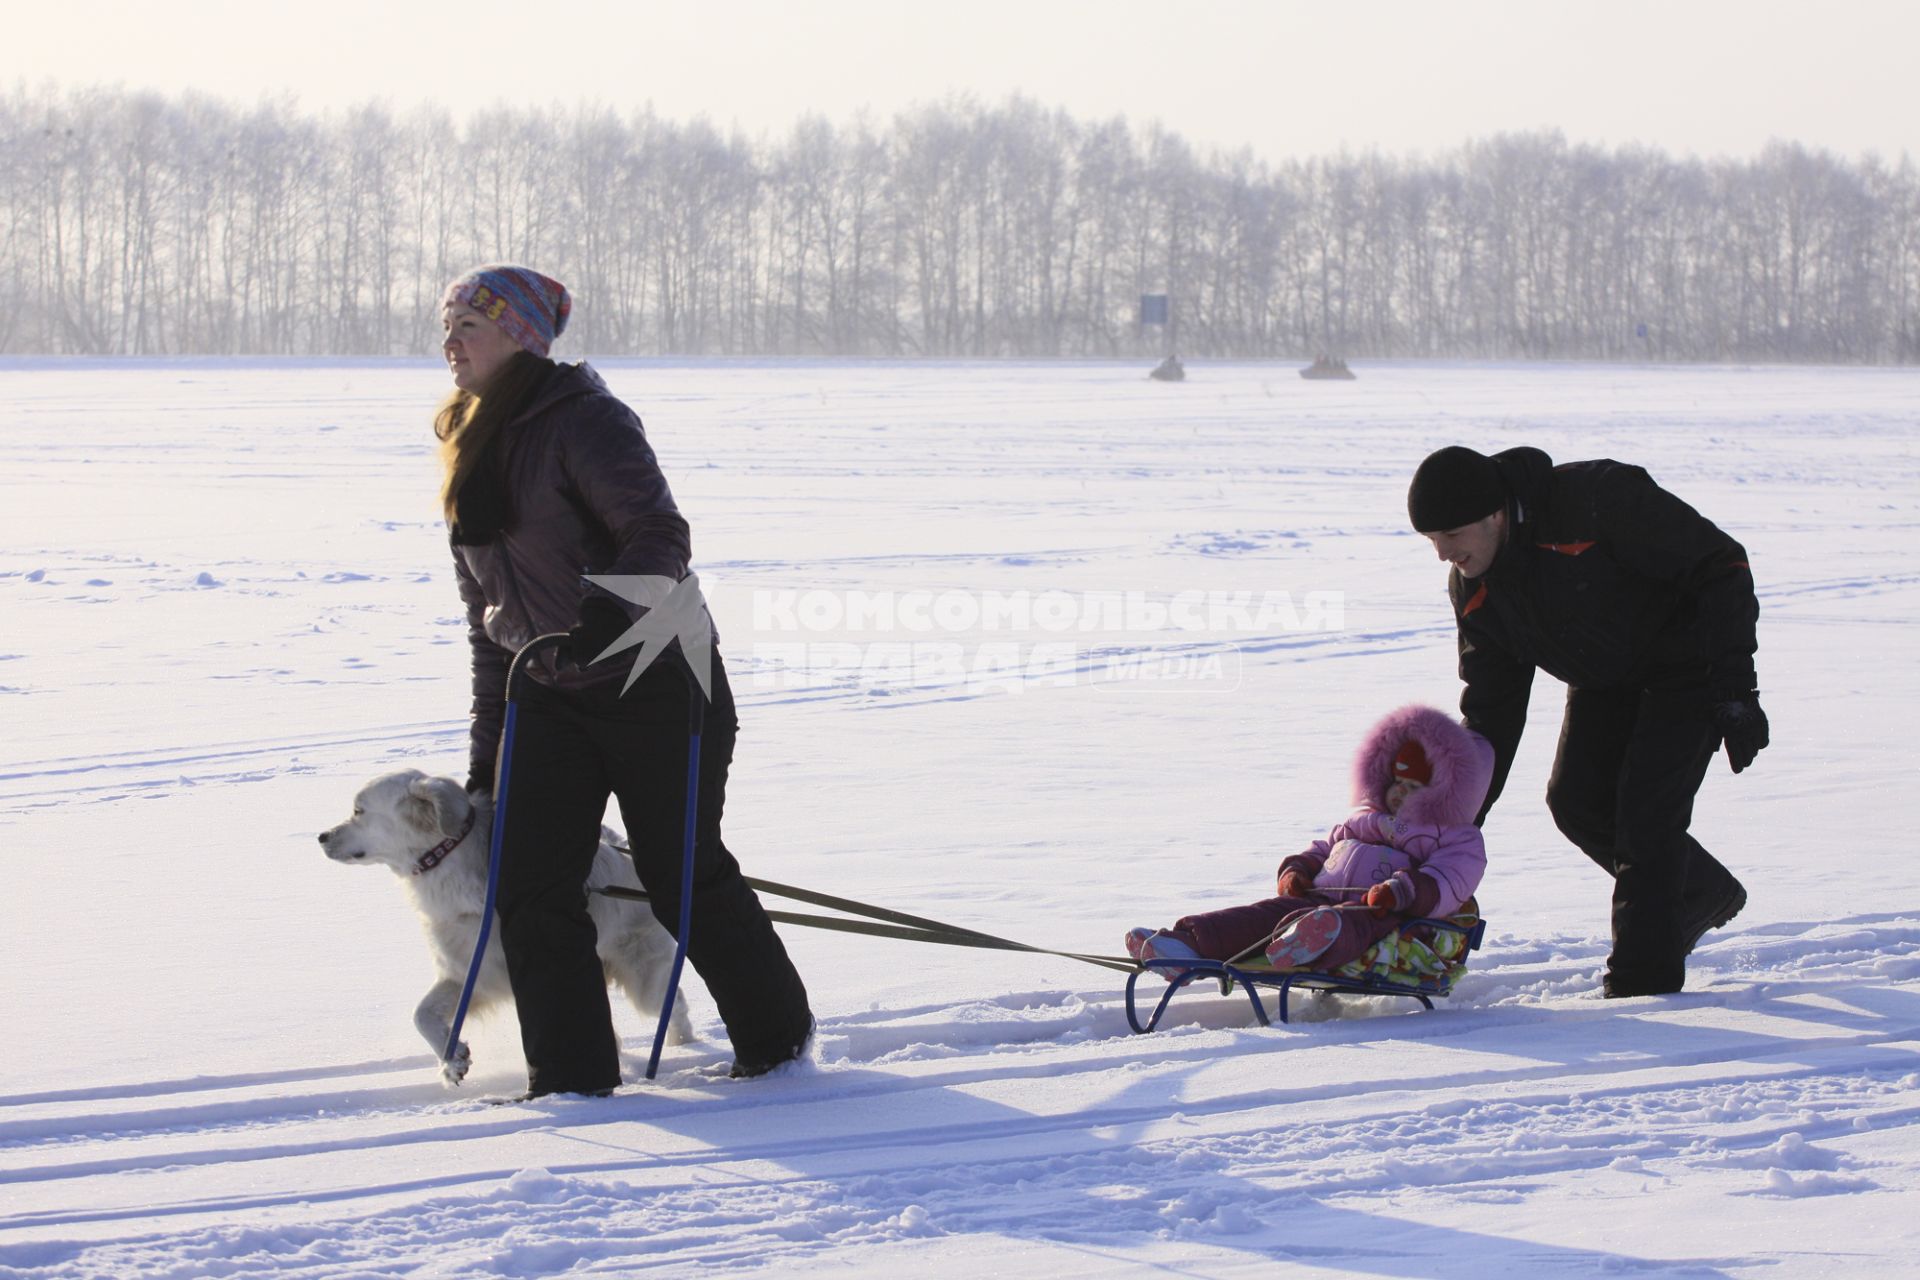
[[434, 349, 555, 535]]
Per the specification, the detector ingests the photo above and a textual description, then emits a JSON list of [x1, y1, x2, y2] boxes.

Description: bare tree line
[[3, 85, 1916, 361]]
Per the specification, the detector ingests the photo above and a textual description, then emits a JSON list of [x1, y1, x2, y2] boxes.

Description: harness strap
[[592, 878, 1138, 974]]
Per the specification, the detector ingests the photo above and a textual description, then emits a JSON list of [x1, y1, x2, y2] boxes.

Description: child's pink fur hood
[[1351, 704, 1494, 827]]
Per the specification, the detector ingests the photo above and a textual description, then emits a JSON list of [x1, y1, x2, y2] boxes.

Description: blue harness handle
[[442, 633, 567, 1072], [645, 655, 705, 1080]]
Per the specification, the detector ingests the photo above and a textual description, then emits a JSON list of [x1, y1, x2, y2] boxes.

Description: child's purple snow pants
[[1173, 894, 1401, 970]]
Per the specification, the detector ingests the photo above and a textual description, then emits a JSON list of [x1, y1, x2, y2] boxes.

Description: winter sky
[[10, 0, 1917, 162]]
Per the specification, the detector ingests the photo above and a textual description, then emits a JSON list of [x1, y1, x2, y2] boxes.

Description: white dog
[[319, 769, 692, 1085]]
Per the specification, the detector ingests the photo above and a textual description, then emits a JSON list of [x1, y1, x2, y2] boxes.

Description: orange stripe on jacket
[[1536, 540, 1595, 555], [1461, 583, 1488, 617]]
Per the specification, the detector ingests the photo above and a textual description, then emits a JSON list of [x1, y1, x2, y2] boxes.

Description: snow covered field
[[3, 357, 1917, 1278]]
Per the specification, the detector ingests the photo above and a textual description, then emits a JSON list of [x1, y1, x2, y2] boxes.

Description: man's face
[[1423, 508, 1507, 579]]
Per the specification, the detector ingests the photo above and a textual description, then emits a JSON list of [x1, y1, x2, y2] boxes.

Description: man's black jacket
[[1450, 447, 1759, 816]]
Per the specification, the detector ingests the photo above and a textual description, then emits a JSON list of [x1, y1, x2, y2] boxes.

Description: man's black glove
[[1712, 691, 1769, 774], [565, 595, 632, 670]]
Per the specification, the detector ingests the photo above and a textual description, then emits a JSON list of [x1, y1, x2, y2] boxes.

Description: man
[[1407, 445, 1768, 997]]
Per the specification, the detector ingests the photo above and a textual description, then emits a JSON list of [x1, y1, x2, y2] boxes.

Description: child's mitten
[[1275, 855, 1318, 899], [1277, 870, 1314, 898], [1364, 872, 1419, 916], [1274, 855, 1320, 898]]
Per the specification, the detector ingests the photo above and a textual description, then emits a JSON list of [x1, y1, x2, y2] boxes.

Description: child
[[1128, 705, 1494, 975]]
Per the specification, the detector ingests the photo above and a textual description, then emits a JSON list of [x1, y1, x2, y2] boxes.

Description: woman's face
[[442, 303, 522, 393]]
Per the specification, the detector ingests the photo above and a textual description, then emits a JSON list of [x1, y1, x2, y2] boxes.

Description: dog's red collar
[[412, 810, 476, 877]]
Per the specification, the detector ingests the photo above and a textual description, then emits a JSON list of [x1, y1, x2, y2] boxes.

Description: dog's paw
[[440, 1043, 472, 1087]]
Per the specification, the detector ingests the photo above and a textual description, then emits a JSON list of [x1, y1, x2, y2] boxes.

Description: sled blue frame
[[1124, 914, 1488, 1033]]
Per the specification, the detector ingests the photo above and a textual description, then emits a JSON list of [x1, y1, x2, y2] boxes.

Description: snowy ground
[[2, 357, 1917, 1278]]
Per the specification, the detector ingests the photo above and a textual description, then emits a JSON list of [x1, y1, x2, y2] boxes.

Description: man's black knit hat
[[1408, 446, 1507, 532]]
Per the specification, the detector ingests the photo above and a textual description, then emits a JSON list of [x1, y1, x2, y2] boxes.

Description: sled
[[1124, 903, 1485, 1033]]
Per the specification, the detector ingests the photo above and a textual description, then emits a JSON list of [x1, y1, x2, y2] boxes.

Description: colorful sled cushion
[[1328, 900, 1480, 987]]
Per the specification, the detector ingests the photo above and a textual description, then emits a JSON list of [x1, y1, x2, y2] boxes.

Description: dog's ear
[[406, 775, 472, 836]]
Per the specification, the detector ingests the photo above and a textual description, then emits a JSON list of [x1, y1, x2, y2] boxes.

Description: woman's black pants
[[493, 649, 812, 1094]]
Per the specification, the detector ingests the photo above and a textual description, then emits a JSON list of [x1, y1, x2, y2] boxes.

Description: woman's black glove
[[1712, 691, 1770, 773], [566, 595, 632, 669]]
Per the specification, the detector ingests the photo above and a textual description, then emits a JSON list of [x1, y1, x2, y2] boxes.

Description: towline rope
[[593, 874, 1139, 974]]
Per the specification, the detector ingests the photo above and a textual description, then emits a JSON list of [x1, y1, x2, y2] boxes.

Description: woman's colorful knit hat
[[441, 265, 571, 356]]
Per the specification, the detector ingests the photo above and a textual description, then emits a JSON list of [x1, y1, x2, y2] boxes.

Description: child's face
[[1385, 777, 1425, 815]]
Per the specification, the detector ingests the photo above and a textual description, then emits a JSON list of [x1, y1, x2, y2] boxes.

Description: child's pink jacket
[[1280, 705, 1496, 918]]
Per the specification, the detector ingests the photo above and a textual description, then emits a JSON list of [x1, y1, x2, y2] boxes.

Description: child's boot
[[1125, 926, 1203, 981], [1264, 907, 1343, 969]]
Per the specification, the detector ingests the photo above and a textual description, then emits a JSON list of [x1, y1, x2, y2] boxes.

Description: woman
[[436, 264, 812, 1095]]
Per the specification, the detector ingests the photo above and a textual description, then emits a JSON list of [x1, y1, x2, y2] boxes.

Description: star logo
[[579, 570, 715, 699]]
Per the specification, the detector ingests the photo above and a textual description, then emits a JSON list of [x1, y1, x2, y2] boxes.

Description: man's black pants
[[1546, 683, 1743, 992], [494, 650, 812, 1094]]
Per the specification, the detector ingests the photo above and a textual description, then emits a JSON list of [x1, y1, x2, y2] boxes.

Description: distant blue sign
[[1636, 322, 1649, 339], [1140, 294, 1169, 326]]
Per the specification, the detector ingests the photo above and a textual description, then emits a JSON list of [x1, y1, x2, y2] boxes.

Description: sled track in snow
[[5, 993, 1913, 1200], [4, 1040, 1912, 1276], [3, 916, 1916, 1278]]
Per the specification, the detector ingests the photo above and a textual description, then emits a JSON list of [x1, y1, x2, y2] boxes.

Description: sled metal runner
[[1124, 914, 1487, 1033]]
